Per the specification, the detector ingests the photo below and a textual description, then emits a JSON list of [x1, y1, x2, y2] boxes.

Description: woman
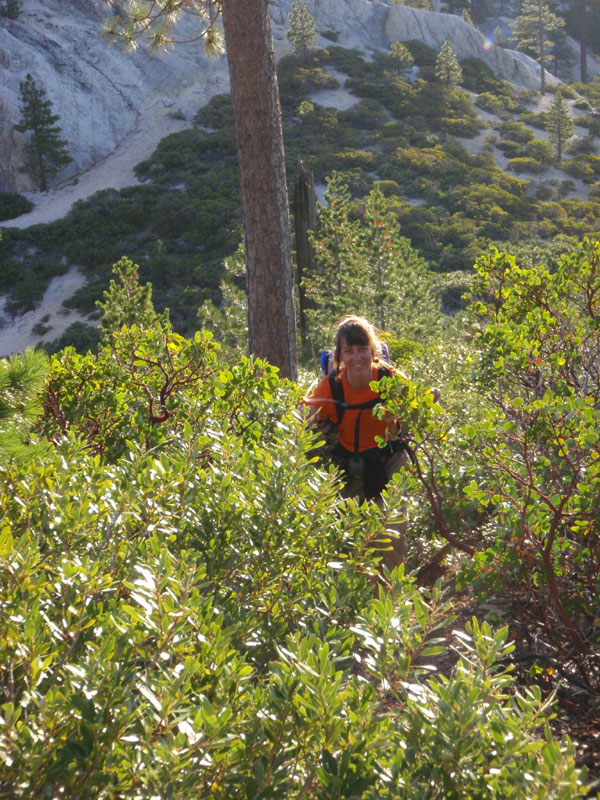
[[305, 316, 410, 501], [304, 316, 415, 568]]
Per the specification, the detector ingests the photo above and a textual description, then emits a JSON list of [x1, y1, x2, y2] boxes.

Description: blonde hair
[[332, 316, 385, 373]]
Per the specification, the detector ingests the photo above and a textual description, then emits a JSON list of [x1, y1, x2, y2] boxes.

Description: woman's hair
[[332, 316, 385, 373]]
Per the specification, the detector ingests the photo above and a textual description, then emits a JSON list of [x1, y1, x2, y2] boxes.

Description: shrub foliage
[[0, 262, 590, 797], [376, 239, 600, 693]]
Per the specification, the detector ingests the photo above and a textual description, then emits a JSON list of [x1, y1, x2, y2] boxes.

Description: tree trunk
[[579, 0, 587, 83], [34, 124, 47, 192], [293, 160, 317, 349], [220, 0, 298, 380], [537, 0, 546, 95]]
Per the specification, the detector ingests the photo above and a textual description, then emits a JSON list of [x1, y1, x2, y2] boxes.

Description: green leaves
[[41, 318, 220, 459], [0, 348, 48, 465], [351, 570, 452, 688], [463, 239, 600, 663], [0, 277, 591, 796]]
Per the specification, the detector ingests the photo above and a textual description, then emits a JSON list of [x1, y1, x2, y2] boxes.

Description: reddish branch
[[410, 447, 475, 556]]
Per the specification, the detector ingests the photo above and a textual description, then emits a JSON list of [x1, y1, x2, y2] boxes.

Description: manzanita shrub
[[465, 239, 600, 676], [376, 238, 600, 695], [0, 289, 587, 797]]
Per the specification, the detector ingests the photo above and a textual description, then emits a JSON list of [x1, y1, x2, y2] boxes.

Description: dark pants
[[336, 445, 410, 570]]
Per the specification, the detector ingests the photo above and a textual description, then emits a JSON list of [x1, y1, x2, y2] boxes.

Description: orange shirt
[[306, 368, 398, 453]]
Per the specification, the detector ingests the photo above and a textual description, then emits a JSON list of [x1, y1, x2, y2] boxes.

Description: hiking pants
[[344, 447, 410, 570]]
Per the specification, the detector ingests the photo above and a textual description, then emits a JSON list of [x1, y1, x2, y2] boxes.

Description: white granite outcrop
[[0, 0, 572, 192], [0, 0, 226, 191]]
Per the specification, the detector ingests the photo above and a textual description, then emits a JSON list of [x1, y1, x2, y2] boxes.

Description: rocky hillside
[[0, 0, 571, 194], [0, 0, 225, 192]]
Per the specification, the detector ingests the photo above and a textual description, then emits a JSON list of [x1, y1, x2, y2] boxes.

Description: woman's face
[[339, 337, 373, 389]]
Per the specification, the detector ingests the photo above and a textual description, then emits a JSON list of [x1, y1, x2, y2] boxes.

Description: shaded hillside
[[2, 44, 600, 355]]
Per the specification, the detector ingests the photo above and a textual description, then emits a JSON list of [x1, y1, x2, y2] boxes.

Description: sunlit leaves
[[102, 0, 224, 56], [0, 253, 591, 796], [462, 239, 600, 660]]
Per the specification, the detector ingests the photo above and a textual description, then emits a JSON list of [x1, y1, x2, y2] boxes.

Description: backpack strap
[[328, 371, 346, 424], [351, 366, 391, 454], [327, 366, 391, 426]]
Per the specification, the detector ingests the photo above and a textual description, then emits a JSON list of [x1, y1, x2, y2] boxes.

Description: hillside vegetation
[[1, 26, 600, 792], [2, 44, 600, 353], [0, 249, 598, 795]]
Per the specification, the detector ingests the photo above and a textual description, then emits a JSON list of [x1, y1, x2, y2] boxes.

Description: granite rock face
[[0, 0, 559, 192], [0, 0, 224, 192], [274, 0, 555, 88]]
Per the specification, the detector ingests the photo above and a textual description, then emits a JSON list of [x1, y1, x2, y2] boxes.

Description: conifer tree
[[0, 0, 21, 19], [360, 185, 433, 333], [306, 174, 363, 336], [0, 235, 47, 465], [512, 0, 564, 95], [574, 0, 590, 82], [589, 74, 600, 110], [435, 41, 463, 89], [14, 74, 72, 192], [307, 178, 435, 342], [287, 0, 317, 58], [97, 257, 169, 343], [545, 88, 573, 164], [360, 186, 403, 332], [440, 0, 470, 14], [389, 41, 414, 75], [0, 348, 47, 464], [391, 0, 433, 9], [493, 25, 506, 46], [549, 26, 576, 81], [197, 244, 248, 358]]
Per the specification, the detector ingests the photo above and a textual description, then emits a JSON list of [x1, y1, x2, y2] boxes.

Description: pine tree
[[588, 75, 600, 110], [360, 185, 433, 333], [512, 0, 564, 95], [306, 174, 363, 340], [435, 41, 463, 89], [97, 257, 169, 343], [545, 89, 573, 164], [0, 348, 47, 464], [461, 8, 475, 26], [197, 244, 248, 358], [549, 26, 576, 80], [493, 25, 506, 46], [440, 0, 470, 14], [287, 0, 316, 58], [360, 186, 403, 331], [0, 0, 21, 19], [306, 178, 435, 342], [14, 74, 72, 191], [391, 0, 433, 9], [389, 41, 414, 76], [577, 0, 589, 83]]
